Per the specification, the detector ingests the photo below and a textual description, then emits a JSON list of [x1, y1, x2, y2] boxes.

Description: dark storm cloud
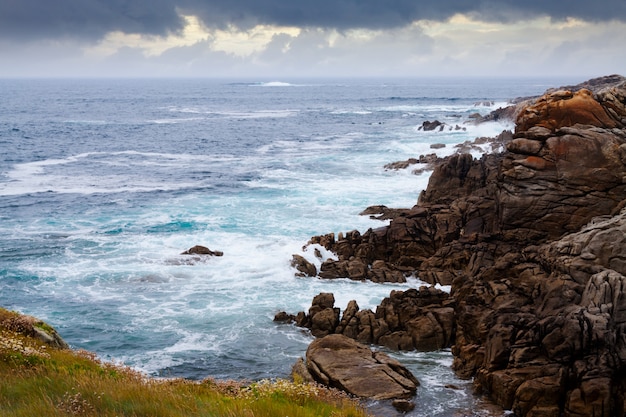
[[0, 0, 185, 41], [2, 0, 626, 41]]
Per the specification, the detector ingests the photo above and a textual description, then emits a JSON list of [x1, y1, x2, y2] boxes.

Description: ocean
[[0, 77, 578, 415]]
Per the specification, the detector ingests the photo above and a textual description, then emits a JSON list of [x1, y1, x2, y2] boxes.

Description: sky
[[1, 0, 625, 78]]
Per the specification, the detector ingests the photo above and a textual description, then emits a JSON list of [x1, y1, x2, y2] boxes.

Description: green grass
[[0, 308, 368, 417]]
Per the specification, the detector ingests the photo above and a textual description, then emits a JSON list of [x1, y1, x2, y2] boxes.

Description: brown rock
[[516, 88, 619, 133], [297, 334, 419, 400], [181, 245, 223, 256], [507, 138, 544, 155], [392, 399, 416, 412], [273, 311, 294, 323], [310, 308, 340, 338], [290, 254, 317, 277], [420, 120, 444, 131]]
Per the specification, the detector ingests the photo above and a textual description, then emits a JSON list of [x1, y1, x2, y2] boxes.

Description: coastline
[[285, 74, 626, 416], [2, 76, 620, 414]]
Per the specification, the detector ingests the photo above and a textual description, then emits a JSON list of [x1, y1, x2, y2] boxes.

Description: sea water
[[0, 77, 576, 415]]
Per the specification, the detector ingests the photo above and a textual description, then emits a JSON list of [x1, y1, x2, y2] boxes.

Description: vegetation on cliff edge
[[0, 307, 368, 417]]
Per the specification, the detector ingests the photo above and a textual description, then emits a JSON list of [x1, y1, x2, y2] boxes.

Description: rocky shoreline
[[283, 75, 626, 416]]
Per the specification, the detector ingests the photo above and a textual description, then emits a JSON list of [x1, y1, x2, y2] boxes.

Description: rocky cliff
[[287, 76, 626, 415]]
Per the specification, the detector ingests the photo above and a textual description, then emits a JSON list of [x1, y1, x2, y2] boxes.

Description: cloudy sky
[[1, 0, 625, 78]]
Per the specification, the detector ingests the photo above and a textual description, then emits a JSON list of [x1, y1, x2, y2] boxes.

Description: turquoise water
[[0, 77, 573, 415]]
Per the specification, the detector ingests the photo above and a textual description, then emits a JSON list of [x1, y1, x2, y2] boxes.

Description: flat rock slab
[[299, 334, 419, 400]]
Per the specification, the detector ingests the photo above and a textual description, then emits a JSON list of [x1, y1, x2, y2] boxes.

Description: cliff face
[[292, 78, 626, 415], [448, 82, 626, 417]]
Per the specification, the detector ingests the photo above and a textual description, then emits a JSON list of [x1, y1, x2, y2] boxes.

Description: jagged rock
[[273, 311, 295, 323], [290, 254, 317, 277], [293, 334, 419, 400], [307, 293, 340, 337], [285, 287, 454, 351], [383, 153, 441, 172], [384, 158, 419, 170], [359, 205, 411, 221], [419, 120, 444, 131]]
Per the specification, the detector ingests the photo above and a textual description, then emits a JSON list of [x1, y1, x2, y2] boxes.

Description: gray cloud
[[2, 0, 626, 42]]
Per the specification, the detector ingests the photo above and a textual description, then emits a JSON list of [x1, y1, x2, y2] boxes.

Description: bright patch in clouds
[[86, 15, 208, 57], [86, 15, 301, 58], [212, 25, 301, 56]]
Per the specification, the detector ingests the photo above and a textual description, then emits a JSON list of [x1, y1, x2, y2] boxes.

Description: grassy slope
[[0, 307, 368, 417]]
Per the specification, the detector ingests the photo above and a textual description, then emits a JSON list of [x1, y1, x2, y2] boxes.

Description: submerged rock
[[181, 245, 223, 256]]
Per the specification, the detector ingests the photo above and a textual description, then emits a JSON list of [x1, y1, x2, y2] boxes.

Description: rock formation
[[292, 334, 419, 401], [288, 77, 626, 415], [277, 286, 455, 351]]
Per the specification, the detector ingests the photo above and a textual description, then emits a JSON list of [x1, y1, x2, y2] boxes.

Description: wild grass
[[0, 307, 368, 417]]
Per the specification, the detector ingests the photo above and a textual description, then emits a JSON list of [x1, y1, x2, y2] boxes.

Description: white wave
[[330, 109, 372, 115], [467, 119, 514, 137], [473, 100, 511, 110], [168, 106, 203, 114], [0, 151, 238, 196], [148, 117, 204, 124], [64, 119, 108, 125], [162, 332, 221, 354], [255, 81, 295, 87], [0, 176, 201, 196], [169, 106, 299, 119], [217, 109, 299, 119], [435, 284, 452, 293]]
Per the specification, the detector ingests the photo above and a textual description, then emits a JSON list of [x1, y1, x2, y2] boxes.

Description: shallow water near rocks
[[0, 77, 577, 415]]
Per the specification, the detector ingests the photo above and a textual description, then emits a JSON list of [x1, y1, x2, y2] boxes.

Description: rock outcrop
[[288, 77, 626, 415], [278, 286, 455, 351], [0, 308, 69, 349], [516, 88, 620, 132], [292, 334, 419, 401], [474, 74, 626, 125]]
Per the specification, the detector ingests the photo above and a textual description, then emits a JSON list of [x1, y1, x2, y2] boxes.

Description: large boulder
[[293, 334, 419, 400]]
